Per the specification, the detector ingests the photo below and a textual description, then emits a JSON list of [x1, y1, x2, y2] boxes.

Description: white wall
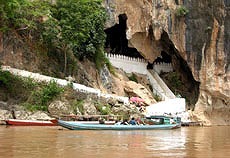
[[1, 66, 129, 105], [106, 53, 148, 74], [153, 62, 173, 74], [145, 98, 186, 116], [106, 54, 173, 75]]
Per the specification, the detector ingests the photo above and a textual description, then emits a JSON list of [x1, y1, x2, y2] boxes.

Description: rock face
[[124, 81, 156, 105], [105, 0, 230, 125], [104, 0, 157, 61], [0, 110, 12, 121], [48, 100, 74, 116], [0, 1, 229, 125]]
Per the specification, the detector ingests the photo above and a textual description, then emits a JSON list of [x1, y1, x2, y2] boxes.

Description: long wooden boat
[[58, 119, 181, 130], [5, 119, 58, 126]]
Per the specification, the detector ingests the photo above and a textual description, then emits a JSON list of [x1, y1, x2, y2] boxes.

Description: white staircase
[[147, 69, 175, 100], [106, 53, 175, 100]]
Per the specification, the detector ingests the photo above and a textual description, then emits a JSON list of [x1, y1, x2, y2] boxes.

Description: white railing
[[106, 53, 148, 74], [1, 66, 129, 105], [106, 53, 173, 74], [106, 53, 146, 63], [146, 70, 168, 100], [153, 62, 173, 74]]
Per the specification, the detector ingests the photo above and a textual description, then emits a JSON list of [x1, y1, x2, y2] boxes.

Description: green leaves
[[0, 0, 50, 30], [47, 0, 107, 59], [28, 81, 64, 111], [0, 70, 13, 87], [1, 0, 107, 69], [175, 5, 189, 17]]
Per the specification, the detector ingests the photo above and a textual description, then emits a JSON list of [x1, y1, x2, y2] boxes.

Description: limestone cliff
[[104, 0, 229, 125], [0, 0, 229, 125]]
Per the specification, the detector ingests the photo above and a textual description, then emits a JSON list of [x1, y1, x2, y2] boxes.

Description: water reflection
[[0, 126, 230, 158], [183, 126, 230, 157]]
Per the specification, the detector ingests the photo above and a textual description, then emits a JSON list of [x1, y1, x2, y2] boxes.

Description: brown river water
[[0, 125, 229, 158]]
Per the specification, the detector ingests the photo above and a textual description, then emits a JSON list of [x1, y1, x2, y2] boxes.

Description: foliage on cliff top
[[0, 0, 50, 31], [42, 0, 107, 60], [0, 0, 107, 70]]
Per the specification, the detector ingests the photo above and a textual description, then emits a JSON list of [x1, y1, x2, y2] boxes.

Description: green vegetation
[[0, 71, 64, 112], [0, 69, 14, 89], [105, 57, 116, 75], [175, 5, 189, 17], [96, 103, 111, 115], [0, 0, 50, 31], [0, 69, 36, 100], [168, 72, 182, 89], [26, 81, 64, 111], [128, 73, 138, 83], [42, 0, 107, 71], [153, 93, 161, 102], [72, 100, 84, 114], [0, 0, 108, 72]]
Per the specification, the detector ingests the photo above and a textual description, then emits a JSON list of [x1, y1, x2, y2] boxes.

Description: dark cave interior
[[159, 31, 200, 108], [104, 14, 143, 58], [154, 51, 172, 63]]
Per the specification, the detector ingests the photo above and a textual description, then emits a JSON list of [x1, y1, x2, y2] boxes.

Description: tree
[[0, 0, 107, 73], [42, 0, 107, 73], [0, 0, 50, 31]]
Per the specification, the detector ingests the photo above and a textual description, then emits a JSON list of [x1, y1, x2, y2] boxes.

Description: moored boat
[[58, 116, 181, 130], [5, 119, 58, 126]]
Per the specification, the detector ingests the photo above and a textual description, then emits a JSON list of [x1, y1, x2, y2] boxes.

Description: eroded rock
[[48, 100, 74, 116], [124, 81, 156, 105]]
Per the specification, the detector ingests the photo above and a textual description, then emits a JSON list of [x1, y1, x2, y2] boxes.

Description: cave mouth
[[104, 14, 199, 109], [158, 31, 200, 109], [104, 14, 143, 58], [154, 51, 172, 63]]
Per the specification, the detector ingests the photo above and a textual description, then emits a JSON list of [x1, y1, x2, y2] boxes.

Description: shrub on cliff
[[26, 81, 64, 111], [0, 69, 37, 101], [175, 5, 189, 17], [41, 0, 107, 70], [0, 0, 50, 32], [1, 0, 108, 72]]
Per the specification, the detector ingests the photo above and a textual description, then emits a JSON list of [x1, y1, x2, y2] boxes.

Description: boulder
[[83, 101, 98, 115], [48, 100, 74, 117], [27, 111, 52, 120], [124, 81, 156, 105], [14, 110, 32, 120], [0, 109, 12, 121], [111, 103, 142, 119]]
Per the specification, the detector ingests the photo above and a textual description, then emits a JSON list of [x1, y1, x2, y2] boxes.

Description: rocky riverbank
[[0, 93, 144, 125]]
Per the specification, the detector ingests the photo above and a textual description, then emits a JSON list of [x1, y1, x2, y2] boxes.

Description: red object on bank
[[5, 119, 58, 126]]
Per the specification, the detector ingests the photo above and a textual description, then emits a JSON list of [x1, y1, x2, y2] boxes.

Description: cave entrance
[[154, 51, 172, 63], [147, 51, 172, 70], [104, 14, 143, 58], [158, 31, 200, 109]]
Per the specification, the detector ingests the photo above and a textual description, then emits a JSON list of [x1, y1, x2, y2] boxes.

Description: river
[[0, 126, 229, 158]]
